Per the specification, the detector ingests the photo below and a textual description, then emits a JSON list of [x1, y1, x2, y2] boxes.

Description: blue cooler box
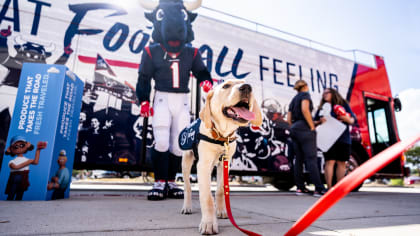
[[0, 63, 83, 200]]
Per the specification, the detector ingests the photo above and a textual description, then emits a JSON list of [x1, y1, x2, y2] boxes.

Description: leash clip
[[219, 138, 230, 161], [221, 138, 230, 161]]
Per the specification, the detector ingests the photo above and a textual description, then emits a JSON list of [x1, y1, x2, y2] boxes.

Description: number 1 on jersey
[[170, 61, 180, 88]]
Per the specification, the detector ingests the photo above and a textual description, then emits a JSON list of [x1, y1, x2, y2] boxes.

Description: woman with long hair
[[314, 88, 356, 189]]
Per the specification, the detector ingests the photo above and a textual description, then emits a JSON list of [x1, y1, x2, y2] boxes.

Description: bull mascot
[[136, 0, 213, 201]]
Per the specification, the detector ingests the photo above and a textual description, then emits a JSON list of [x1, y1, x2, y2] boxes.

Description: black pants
[[291, 126, 325, 192], [7, 174, 25, 201]]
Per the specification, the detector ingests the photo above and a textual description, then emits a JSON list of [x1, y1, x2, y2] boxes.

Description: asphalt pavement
[[1, 181, 420, 236]]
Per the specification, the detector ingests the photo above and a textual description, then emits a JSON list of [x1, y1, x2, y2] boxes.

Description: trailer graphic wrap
[[232, 115, 291, 172], [0, 1, 356, 173]]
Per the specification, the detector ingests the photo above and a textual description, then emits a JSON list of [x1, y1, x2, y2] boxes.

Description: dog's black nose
[[239, 84, 252, 93]]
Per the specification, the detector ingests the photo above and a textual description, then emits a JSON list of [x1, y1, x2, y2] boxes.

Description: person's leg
[[167, 146, 182, 199], [336, 161, 347, 183], [335, 142, 351, 184], [148, 146, 169, 200], [291, 129, 306, 191], [7, 182, 17, 200], [167, 152, 184, 199], [168, 152, 182, 182], [15, 190, 24, 200], [167, 93, 190, 198], [167, 94, 190, 180], [324, 160, 336, 189], [7, 175, 20, 200], [7, 189, 15, 200], [52, 189, 58, 200], [55, 189, 65, 199], [149, 92, 171, 200], [301, 130, 325, 192], [152, 106, 171, 182]]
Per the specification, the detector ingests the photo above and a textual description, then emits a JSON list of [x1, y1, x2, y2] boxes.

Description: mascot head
[[139, 0, 202, 53]]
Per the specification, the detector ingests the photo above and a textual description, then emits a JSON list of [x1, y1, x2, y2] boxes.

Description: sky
[[196, 0, 420, 141]]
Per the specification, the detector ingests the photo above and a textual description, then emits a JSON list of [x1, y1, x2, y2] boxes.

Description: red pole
[[284, 133, 420, 236]]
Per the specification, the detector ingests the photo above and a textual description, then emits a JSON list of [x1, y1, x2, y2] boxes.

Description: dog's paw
[[216, 208, 228, 219], [199, 220, 218, 235], [181, 206, 192, 215]]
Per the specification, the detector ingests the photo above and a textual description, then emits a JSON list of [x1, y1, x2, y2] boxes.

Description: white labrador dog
[[180, 79, 262, 235]]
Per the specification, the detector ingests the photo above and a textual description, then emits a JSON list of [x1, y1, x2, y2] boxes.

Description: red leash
[[285, 134, 420, 236], [223, 158, 262, 236]]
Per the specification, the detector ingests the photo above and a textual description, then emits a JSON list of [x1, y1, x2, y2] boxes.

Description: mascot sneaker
[[167, 181, 184, 199], [147, 181, 168, 201]]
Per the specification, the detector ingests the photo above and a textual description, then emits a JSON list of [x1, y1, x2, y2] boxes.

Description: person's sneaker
[[295, 188, 313, 196], [313, 189, 327, 197]]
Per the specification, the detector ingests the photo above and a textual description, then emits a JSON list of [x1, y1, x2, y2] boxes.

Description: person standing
[[314, 88, 355, 189], [287, 80, 326, 197]]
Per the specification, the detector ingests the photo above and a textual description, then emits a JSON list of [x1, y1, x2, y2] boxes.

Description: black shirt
[[288, 92, 313, 128]]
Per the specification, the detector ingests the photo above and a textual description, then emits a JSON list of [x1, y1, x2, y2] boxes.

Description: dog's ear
[[199, 90, 214, 129], [250, 97, 263, 127]]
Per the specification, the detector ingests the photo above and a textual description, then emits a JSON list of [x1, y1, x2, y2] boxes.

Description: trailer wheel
[[268, 175, 295, 191]]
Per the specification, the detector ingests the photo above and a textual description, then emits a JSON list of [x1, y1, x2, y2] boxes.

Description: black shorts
[[323, 142, 351, 162]]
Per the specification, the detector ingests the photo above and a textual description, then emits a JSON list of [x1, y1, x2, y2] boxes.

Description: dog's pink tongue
[[232, 107, 255, 120]]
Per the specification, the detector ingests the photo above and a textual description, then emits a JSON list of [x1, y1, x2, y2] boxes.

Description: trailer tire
[[269, 175, 295, 191], [347, 150, 364, 192]]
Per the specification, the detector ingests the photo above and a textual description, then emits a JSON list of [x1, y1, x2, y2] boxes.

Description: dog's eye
[[222, 84, 231, 89]]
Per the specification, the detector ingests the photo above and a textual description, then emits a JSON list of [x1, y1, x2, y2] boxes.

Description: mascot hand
[[333, 105, 350, 117], [140, 101, 154, 117], [200, 80, 213, 93], [0, 26, 11, 37]]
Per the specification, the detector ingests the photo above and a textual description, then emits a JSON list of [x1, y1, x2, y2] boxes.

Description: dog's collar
[[210, 122, 237, 142], [197, 133, 236, 146]]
